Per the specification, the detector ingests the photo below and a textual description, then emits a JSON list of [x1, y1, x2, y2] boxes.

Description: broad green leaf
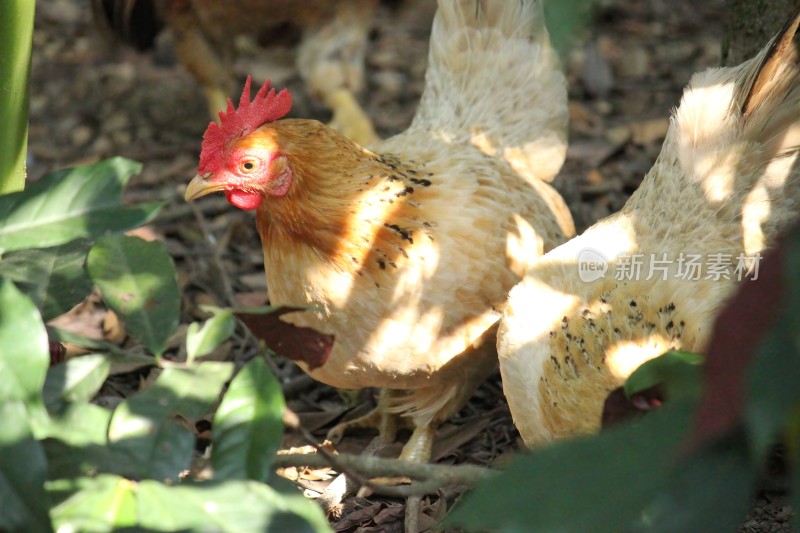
[[42, 354, 111, 413], [624, 350, 704, 400], [745, 327, 800, 458], [0, 401, 53, 533], [543, 0, 595, 56], [448, 401, 694, 533], [48, 474, 137, 532], [0, 278, 49, 404], [107, 363, 233, 480], [213, 357, 285, 482], [49, 476, 329, 533], [87, 235, 180, 356], [746, 231, 800, 459], [187, 307, 236, 363], [42, 402, 112, 447], [0, 239, 93, 320], [43, 440, 122, 481], [137, 479, 330, 533], [634, 432, 754, 533], [0, 158, 160, 252]]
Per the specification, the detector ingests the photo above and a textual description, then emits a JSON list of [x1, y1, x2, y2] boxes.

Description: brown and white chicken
[[93, 0, 380, 144], [185, 0, 573, 462], [499, 9, 800, 447]]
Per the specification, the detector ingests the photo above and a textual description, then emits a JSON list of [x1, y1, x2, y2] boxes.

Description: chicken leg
[[327, 388, 407, 445]]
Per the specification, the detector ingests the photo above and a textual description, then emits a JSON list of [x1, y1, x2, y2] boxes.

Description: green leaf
[[745, 231, 800, 459], [745, 326, 800, 459], [42, 354, 111, 413], [43, 440, 122, 481], [107, 363, 233, 480], [624, 350, 704, 400], [49, 476, 330, 533], [634, 432, 754, 533], [0, 277, 49, 404], [42, 402, 112, 447], [0, 401, 54, 533], [87, 235, 180, 356], [136, 479, 330, 533], [448, 401, 694, 533], [213, 357, 285, 482], [48, 474, 137, 532], [543, 0, 595, 56], [0, 158, 160, 252], [187, 307, 236, 363], [0, 239, 93, 320]]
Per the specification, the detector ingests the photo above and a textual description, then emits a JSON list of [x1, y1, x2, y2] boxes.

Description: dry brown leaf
[[332, 502, 384, 531], [432, 417, 491, 461]]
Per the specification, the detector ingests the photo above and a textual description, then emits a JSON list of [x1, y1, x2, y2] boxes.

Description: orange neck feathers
[[252, 119, 393, 263]]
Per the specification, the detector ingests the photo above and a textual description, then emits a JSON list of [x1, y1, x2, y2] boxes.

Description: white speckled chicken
[[185, 0, 573, 462], [499, 10, 800, 447]]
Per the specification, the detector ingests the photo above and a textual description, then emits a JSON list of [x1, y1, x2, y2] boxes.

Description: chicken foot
[[327, 388, 409, 445]]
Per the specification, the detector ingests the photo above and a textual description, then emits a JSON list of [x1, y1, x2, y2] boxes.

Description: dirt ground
[[29, 0, 793, 531]]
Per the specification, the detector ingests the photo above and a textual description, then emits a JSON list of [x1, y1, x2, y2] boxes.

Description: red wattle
[[226, 189, 263, 210]]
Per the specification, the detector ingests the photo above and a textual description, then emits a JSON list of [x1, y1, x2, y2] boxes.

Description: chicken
[[185, 0, 573, 463], [92, 0, 379, 145], [498, 9, 800, 447]]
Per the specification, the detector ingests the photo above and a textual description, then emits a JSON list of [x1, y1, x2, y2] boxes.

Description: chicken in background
[[499, 9, 800, 447], [184, 0, 573, 465], [92, 0, 379, 145]]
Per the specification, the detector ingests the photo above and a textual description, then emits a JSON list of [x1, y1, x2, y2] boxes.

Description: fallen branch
[[274, 451, 496, 497]]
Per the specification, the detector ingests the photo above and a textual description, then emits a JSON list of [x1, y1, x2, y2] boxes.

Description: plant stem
[[0, 1, 35, 193]]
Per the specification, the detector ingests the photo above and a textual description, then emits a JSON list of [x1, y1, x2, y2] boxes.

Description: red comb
[[198, 76, 292, 173]]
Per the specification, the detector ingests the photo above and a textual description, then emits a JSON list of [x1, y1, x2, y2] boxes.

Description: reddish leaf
[[235, 307, 334, 370], [686, 230, 788, 450]]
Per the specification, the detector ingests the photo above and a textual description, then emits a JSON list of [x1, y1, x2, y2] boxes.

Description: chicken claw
[[326, 388, 405, 444]]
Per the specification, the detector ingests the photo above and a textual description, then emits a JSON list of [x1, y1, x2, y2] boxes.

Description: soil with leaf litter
[[30, 0, 793, 531]]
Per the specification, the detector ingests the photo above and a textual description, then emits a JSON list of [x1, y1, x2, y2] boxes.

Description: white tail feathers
[[411, 0, 568, 184]]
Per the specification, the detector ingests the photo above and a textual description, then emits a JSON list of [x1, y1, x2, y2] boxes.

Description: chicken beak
[[185, 174, 225, 201]]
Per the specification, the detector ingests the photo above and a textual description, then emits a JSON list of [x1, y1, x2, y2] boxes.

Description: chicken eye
[[241, 160, 257, 172]]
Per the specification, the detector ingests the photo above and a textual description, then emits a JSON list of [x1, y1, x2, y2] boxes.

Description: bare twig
[[274, 450, 495, 497], [189, 202, 238, 307]]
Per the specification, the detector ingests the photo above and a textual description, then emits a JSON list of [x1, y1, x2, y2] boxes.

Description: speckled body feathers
[[499, 11, 800, 446]]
